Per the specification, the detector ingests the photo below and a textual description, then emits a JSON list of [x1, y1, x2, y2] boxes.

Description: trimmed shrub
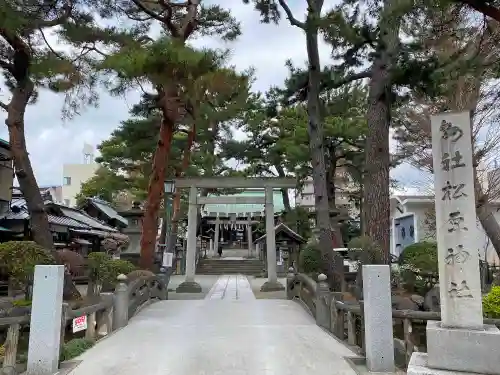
[[87, 253, 136, 294], [398, 241, 438, 295], [299, 243, 322, 273], [0, 241, 55, 289], [483, 286, 500, 319], [60, 338, 95, 361], [87, 253, 136, 285]]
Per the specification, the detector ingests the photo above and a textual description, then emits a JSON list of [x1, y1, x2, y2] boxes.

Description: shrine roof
[[254, 222, 306, 244], [201, 189, 286, 216]]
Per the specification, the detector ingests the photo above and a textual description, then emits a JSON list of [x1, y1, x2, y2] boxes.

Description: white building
[[62, 144, 98, 207], [295, 171, 358, 216], [390, 195, 500, 264]]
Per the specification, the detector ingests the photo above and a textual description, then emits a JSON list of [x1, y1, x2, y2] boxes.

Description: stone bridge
[[66, 275, 360, 375]]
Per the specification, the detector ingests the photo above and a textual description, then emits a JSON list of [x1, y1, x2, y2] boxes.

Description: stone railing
[[0, 273, 168, 375], [287, 269, 500, 367]]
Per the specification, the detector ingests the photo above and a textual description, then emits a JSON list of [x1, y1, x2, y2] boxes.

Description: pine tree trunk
[[326, 151, 343, 248], [276, 165, 292, 212], [6, 81, 53, 249], [6, 80, 81, 300], [166, 124, 197, 254], [362, 0, 400, 264], [305, 7, 345, 290], [140, 118, 174, 269]]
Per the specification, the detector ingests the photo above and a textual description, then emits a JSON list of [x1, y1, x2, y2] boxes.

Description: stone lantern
[[118, 201, 143, 263]]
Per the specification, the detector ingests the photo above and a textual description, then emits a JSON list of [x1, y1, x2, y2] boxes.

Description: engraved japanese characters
[[439, 119, 472, 299], [431, 112, 483, 329]]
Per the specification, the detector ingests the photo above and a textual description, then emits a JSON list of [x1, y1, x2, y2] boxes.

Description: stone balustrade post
[[157, 267, 170, 300], [113, 274, 129, 331], [27, 265, 64, 375], [315, 273, 331, 330], [362, 265, 394, 373], [286, 267, 295, 300]]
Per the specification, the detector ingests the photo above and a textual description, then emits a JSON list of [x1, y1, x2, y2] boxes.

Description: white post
[[209, 238, 214, 257], [255, 242, 260, 259], [214, 215, 220, 255], [362, 265, 395, 373], [27, 265, 65, 375], [265, 186, 277, 283], [185, 186, 198, 283], [247, 216, 253, 257], [431, 111, 483, 329]]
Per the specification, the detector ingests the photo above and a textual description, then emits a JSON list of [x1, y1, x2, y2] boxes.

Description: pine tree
[[242, 0, 346, 289], [0, 1, 104, 250], [92, 0, 244, 269]]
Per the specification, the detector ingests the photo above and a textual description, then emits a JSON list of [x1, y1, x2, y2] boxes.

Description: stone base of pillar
[[176, 281, 202, 293], [407, 353, 482, 375], [260, 280, 285, 292], [422, 321, 500, 374]]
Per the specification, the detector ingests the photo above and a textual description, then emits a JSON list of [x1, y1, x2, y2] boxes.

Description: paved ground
[[248, 276, 287, 299], [69, 289, 359, 375], [167, 275, 219, 300], [206, 275, 255, 300]]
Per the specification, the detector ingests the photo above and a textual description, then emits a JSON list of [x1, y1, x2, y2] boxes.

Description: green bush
[[399, 241, 438, 273], [60, 338, 95, 361], [299, 243, 322, 273], [0, 241, 55, 288], [347, 236, 384, 264], [87, 252, 136, 286], [483, 286, 500, 319], [398, 241, 438, 295]]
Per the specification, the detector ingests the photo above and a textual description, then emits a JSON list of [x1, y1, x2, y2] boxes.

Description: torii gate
[[174, 177, 296, 293]]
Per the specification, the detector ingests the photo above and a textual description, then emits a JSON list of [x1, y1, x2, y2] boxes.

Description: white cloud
[[0, 0, 425, 190]]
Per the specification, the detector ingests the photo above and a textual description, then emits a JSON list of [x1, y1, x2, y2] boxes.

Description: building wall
[[62, 163, 98, 207], [41, 186, 63, 204], [390, 199, 500, 264], [296, 173, 357, 216]]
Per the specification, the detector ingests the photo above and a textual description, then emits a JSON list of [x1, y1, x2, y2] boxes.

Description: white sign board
[[72, 315, 87, 333], [162, 252, 173, 268]]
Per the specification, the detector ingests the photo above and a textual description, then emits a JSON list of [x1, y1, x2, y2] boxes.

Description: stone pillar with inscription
[[407, 111, 500, 375]]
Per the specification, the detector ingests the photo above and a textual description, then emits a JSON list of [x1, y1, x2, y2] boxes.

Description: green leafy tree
[[224, 83, 368, 246], [75, 167, 129, 207], [0, 241, 55, 295]]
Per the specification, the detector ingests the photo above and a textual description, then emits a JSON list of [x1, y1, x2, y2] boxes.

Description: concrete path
[[206, 275, 255, 300], [69, 293, 359, 375]]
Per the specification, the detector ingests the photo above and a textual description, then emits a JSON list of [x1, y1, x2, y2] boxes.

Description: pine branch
[[277, 0, 306, 28], [31, 1, 74, 29]]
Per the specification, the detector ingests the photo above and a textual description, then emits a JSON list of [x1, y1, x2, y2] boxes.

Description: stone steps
[[197, 259, 265, 275]]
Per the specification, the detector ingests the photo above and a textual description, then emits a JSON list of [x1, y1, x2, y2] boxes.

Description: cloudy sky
[[0, 0, 425, 192]]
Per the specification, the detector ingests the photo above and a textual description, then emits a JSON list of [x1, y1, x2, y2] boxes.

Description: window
[[63, 177, 71, 186]]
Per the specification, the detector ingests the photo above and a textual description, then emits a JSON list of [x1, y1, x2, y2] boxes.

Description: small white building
[[62, 144, 98, 207], [390, 195, 500, 264]]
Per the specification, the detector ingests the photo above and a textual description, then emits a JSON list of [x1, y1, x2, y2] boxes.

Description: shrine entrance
[[174, 177, 296, 293]]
